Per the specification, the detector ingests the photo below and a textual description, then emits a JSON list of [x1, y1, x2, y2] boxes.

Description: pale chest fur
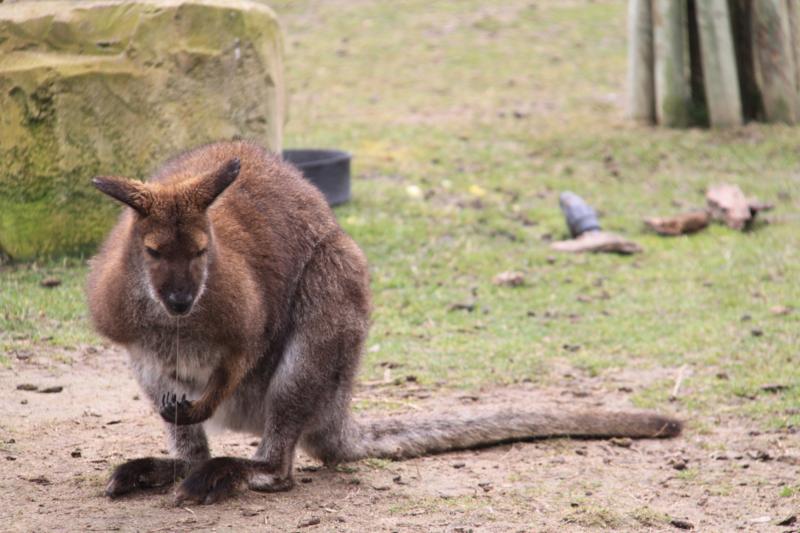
[[127, 338, 224, 395], [126, 338, 266, 435]]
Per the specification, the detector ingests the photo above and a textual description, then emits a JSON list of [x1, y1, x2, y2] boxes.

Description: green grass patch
[[563, 503, 625, 529], [0, 258, 99, 350], [2, 0, 799, 430]]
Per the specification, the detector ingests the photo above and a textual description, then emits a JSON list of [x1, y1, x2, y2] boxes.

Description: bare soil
[[1, 347, 798, 532]]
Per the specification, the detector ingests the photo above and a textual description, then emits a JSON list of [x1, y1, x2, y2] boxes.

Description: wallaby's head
[[92, 158, 241, 316]]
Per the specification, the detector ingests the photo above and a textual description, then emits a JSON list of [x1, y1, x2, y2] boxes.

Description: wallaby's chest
[[128, 336, 225, 391]]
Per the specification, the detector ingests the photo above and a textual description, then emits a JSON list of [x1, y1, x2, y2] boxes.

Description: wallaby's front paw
[[159, 393, 192, 424], [106, 457, 187, 498], [159, 393, 208, 425], [175, 457, 248, 505]]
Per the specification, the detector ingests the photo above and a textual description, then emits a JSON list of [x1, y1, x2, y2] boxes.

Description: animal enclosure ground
[[1, 0, 800, 530], [1, 347, 799, 532]]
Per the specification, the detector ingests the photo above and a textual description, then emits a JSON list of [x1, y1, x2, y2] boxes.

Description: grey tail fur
[[337, 409, 682, 461]]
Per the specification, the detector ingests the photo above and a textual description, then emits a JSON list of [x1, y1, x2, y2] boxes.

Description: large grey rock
[[0, 0, 285, 259]]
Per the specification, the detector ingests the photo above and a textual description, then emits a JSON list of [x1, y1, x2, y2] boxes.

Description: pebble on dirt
[[492, 271, 525, 287], [670, 518, 694, 529], [770, 305, 793, 316], [298, 517, 321, 528], [448, 302, 476, 312], [669, 459, 688, 471], [760, 384, 789, 394], [39, 277, 62, 288], [609, 437, 633, 448], [23, 476, 51, 486]]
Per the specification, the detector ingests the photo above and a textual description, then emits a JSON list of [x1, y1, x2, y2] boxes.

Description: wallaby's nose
[[166, 292, 194, 315]]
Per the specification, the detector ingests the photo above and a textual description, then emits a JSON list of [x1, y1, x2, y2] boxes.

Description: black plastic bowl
[[282, 149, 351, 206]]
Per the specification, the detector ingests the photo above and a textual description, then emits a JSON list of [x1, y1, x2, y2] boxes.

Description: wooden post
[[653, 0, 692, 127], [695, 0, 742, 127], [626, 0, 655, 123], [753, 0, 797, 124], [687, 0, 707, 124], [787, 0, 800, 111], [628, 0, 800, 128], [729, 0, 763, 121]]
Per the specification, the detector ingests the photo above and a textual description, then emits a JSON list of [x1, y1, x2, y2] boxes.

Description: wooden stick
[[653, 0, 692, 127], [695, 0, 743, 127], [669, 364, 689, 401], [626, 0, 656, 123], [729, 0, 762, 121], [787, 0, 800, 111], [753, 0, 797, 124]]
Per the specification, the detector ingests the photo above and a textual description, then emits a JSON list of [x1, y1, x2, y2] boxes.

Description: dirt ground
[[1, 347, 798, 532]]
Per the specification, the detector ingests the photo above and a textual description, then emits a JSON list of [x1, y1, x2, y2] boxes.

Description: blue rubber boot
[[559, 191, 601, 238]]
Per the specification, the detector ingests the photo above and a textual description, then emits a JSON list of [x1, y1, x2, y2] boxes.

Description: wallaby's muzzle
[[151, 262, 207, 317], [165, 291, 195, 315]]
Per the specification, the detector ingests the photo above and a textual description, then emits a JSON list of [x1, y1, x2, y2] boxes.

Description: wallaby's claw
[[158, 392, 197, 425]]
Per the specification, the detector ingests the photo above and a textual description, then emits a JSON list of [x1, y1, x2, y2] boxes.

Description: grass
[[0, 258, 98, 364], [563, 504, 625, 529], [630, 506, 670, 528], [2, 0, 800, 428]]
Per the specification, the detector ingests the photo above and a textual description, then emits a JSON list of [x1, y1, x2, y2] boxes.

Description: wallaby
[[87, 140, 681, 505]]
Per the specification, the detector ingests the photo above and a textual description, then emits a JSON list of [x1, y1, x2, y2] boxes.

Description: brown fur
[[86, 140, 681, 505]]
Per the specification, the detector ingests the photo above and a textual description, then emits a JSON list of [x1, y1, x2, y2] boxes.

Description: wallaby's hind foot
[[106, 457, 191, 498], [175, 457, 294, 505], [175, 457, 248, 505]]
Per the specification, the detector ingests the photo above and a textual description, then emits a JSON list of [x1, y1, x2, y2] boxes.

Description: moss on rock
[[0, 0, 285, 260]]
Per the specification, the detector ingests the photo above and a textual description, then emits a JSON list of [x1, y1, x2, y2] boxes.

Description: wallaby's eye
[[195, 248, 207, 258], [145, 247, 161, 259]]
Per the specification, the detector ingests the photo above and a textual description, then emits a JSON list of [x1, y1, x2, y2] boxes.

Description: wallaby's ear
[[194, 158, 241, 210], [92, 176, 153, 216]]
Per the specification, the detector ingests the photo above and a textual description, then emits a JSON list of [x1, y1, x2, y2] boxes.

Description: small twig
[[359, 379, 391, 387], [669, 364, 689, 401], [352, 397, 421, 411]]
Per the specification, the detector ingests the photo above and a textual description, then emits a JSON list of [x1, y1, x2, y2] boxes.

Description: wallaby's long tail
[[341, 409, 681, 461]]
